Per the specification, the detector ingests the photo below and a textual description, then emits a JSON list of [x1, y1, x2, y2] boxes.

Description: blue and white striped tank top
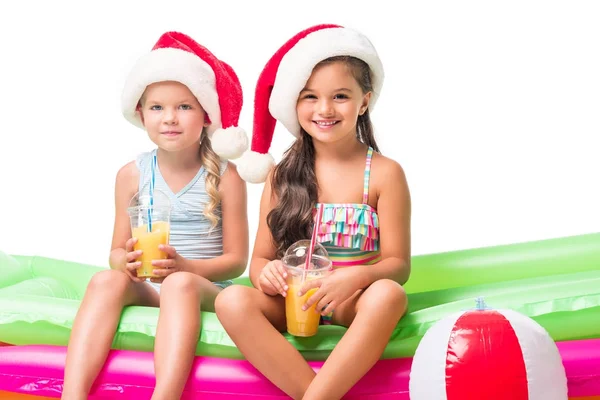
[[136, 149, 232, 289]]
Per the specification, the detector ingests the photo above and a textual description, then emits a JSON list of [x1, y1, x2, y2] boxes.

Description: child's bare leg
[[151, 272, 221, 400], [303, 279, 407, 400], [62, 270, 160, 400], [215, 285, 316, 400]]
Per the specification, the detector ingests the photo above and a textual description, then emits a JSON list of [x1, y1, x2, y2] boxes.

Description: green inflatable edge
[[0, 232, 598, 361]]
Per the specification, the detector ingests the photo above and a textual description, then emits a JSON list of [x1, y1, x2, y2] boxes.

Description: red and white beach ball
[[409, 298, 567, 400]]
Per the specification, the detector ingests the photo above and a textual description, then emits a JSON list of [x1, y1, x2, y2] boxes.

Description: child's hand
[[259, 260, 288, 297], [149, 244, 184, 283], [122, 237, 146, 283], [299, 267, 367, 316]]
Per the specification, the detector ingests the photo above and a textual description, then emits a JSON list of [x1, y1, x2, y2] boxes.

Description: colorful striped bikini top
[[316, 147, 381, 268]]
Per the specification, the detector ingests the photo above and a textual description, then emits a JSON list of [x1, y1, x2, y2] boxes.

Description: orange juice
[[132, 221, 170, 278], [285, 284, 320, 337]]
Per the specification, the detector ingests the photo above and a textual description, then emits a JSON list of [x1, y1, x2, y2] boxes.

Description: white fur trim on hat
[[236, 151, 276, 184], [269, 27, 384, 137], [121, 47, 222, 135], [210, 126, 249, 160]]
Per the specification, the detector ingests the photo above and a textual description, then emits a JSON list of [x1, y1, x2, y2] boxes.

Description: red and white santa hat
[[121, 31, 248, 160], [237, 24, 385, 183]]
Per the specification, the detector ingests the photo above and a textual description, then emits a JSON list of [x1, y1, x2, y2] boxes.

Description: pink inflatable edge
[[0, 339, 598, 399]]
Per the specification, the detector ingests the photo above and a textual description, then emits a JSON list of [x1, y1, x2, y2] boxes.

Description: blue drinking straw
[[147, 153, 157, 232]]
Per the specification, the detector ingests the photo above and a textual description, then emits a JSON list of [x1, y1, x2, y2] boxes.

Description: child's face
[[296, 61, 371, 145], [138, 81, 208, 152]]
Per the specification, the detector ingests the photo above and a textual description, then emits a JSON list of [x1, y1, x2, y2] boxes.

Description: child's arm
[[363, 158, 411, 286], [108, 162, 145, 281], [109, 161, 138, 270], [177, 162, 249, 281], [247, 171, 286, 295]]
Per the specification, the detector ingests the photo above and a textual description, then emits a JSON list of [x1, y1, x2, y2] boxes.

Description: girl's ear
[[360, 92, 372, 115], [136, 104, 145, 125]]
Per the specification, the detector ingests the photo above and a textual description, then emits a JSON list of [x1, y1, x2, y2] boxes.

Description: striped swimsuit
[[136, 149, 232, 292], [316, 147, 380, 323]]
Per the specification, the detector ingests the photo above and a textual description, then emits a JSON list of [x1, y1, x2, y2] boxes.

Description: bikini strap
[[362, 147, 374, 204]]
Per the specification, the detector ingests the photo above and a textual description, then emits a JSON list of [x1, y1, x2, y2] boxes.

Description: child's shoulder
[[116, 160, 139, 180], [371, 151, 405, 176], [370, 152, 408, 191], [220, 161, 246, 188], [114, 160, 140, 195]]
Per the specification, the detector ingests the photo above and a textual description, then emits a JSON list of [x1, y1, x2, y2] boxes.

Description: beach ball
[[409, 298, 567, 400]]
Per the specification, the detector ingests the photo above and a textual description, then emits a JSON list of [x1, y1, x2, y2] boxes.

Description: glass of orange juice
[[282, 241, 331, 337], [128, 190, 171, 278]]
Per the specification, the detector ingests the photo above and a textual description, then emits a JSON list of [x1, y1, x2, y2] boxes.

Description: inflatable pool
[[0, 232, 598, 398], [0, 338, 599, 399]]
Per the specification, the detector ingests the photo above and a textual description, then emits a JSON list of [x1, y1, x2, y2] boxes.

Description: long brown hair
[[267, 56, 380, 258]]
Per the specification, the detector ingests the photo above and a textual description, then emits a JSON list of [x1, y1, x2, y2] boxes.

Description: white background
[[0, 1, 598, 273]]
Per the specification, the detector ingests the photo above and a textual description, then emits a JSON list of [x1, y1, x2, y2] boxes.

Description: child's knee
[[160, 271, 199, 294], [364, 279, 407, 315], [215, 285, 253, 320], [87, 269, 128, 293]]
